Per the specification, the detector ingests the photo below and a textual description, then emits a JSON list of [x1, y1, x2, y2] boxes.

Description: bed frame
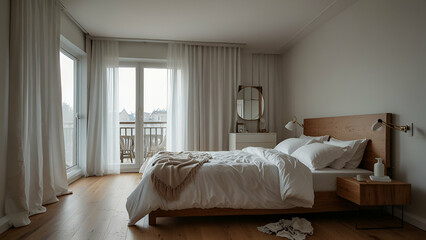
[[148, 113, 391, 225]]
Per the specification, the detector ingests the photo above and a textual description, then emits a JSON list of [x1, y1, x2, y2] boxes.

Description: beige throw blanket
[[150, 151, 211, 201]]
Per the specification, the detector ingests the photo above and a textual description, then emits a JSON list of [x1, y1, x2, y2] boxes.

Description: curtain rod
[[87, 36, 246, 48]]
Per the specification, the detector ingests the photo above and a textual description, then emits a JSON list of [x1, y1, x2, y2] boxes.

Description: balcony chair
[[120, 136, 135, 163]]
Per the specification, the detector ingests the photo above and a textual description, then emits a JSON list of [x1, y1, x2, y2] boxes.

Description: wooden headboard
[[303, 113, 391, 172]]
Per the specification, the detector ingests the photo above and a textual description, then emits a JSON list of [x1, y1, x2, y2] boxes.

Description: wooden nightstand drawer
[[337, 177, 411, 206]]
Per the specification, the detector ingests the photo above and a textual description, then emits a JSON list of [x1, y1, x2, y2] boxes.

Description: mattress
[[311, 168, 373, 191]]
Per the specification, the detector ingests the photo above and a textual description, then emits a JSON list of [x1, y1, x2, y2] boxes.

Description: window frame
[[60, 35, 87, 183], [60, 49, 79, 170], [119, 62, 139, 172]]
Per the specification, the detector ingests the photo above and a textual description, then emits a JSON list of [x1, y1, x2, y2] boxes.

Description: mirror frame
[[236, 85, 264, 121]]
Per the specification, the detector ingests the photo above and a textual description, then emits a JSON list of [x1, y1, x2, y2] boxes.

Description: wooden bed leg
[[149, 214, 156, 225]]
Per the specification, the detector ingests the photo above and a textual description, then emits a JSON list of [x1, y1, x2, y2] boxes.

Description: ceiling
[[62, 0, 355, 52]]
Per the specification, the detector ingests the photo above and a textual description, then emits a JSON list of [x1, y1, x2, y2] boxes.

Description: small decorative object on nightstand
[[236, 122, 245, 133], [337, 177, 411, 229], [374, 158, 385, 177]]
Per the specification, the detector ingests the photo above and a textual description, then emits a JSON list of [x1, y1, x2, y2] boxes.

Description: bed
[[127, 113, 391, 225]]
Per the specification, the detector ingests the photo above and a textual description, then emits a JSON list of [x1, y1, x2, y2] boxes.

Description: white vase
[[374, 158, 385, 177]]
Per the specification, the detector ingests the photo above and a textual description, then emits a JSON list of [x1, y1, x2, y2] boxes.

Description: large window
[[60, 51, 78, 169]]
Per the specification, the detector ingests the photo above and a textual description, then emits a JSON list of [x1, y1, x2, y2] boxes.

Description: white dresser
[[229, 133, 277, 150]]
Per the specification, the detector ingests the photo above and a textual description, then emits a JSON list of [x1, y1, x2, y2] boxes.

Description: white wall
[[0, 0, 10, 220], [60, 12, 85, 52], [119, 42, 167, 59], [282, 0, 426, 229]]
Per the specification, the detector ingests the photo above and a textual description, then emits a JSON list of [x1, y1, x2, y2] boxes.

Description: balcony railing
[[119, 121, 167, 163]]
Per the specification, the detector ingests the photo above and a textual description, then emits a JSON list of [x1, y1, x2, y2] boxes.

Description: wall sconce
[[285, 116, 304, 131], [371, 118, 413, 136]]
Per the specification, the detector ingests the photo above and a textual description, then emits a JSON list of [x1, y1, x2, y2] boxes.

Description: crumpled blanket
[[257, 217, 314, 240], [150, 151, 211, 201]]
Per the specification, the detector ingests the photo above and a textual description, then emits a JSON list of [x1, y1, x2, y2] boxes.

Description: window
[[60, 36, 87, 182], [60, 51, 78, 169]]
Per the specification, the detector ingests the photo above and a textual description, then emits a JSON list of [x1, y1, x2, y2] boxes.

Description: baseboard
[[393, 207, 426, 231], [0, 215, 11, 235]]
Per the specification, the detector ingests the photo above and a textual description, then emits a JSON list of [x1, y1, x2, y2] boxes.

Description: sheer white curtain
[[167, 44, 240, 151], [252, 54, 282, 134], [86, 40, 120, 176], [6, 0, 69, 227]]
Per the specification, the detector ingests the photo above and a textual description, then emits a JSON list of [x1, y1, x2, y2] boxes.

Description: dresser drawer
[[229, 133, 277, 150], [236, 142, 276, 150], [234, 133, 276, 143]]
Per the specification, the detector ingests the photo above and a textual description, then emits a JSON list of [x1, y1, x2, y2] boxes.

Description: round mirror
[[236, 86, 264, 120]]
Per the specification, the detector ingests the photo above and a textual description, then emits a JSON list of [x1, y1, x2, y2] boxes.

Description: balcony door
[[119, 61, 167, 172], [60, 50, 79, 170]]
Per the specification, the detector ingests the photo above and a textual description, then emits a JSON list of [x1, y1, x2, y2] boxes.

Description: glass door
[[143, 67, 167, 160], [60, 51, 78, 169], [119, 62, 167, 172], [119, 65, 137, 170]]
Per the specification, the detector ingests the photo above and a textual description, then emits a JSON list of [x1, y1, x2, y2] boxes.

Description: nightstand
[[337, 177, 411, 229], [228, 133, 276, 150]]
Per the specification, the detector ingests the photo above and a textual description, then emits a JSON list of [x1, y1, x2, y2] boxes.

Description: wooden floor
[[1, 173, 425, 240]]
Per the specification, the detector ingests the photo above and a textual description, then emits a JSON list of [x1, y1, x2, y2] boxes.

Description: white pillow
[[291, 143, 346, 170], [325, 139, 360, 169], [299, 134, 329, 142], [329, 138, 368, 169], [274, 138, 315, 155], [327, 138, 369, 169]]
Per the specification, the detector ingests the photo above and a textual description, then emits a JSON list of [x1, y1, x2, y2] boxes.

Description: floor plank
[[1, 173, 425, 240]]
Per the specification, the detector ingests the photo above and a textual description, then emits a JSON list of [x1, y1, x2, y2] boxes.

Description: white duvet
[[126, 147, 314, 225]]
